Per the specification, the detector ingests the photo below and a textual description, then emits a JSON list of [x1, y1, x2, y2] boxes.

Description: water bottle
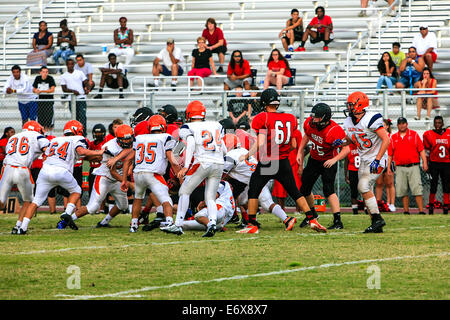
[[102, 45, 107, 56], [259, 79, 264, 88]]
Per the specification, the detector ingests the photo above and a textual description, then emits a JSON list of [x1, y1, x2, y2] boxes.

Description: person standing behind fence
[[27, 21, 53, 68], [3, 65, 38, 125], [387, 117, 428, 215], [0, 127, 16, 168], [75, 54, 95, 91], [60, 59, 90, 135], [33, 66, 56, 132], [53, 19, 77, 69], [110, 17, 135, 67]]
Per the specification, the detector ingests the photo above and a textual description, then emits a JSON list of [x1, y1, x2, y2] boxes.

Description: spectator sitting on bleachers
[[53, 19, 77, 68], [389, 42, 405, 75], [188, 37, 217, 90], [224, 50, 252, 91], [359, 0, 396, 17], [296, 6, 333, 52], [110, 17, 135, 67], [415, 67, 438, 120], [150, 38, 185, 91], [279, 9, 304, 58], [395, 46, 425, 92], [75, 54, 95, 90], [3, 65, 38, 125], [263, 49, 291, 92], [32, 66, 56, 132], [94, 53, 127, 99], [376, 52, 397, 94], [412, 24, 437, 71], [227, 87, 249, 126], [26, 21, 53, 67], [0, 127, 15, 168], [202, 18, 227, 73]]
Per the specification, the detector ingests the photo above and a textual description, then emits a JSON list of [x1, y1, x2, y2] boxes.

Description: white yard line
[[55, 251, 450, 300], [7, 225, 449, 256]]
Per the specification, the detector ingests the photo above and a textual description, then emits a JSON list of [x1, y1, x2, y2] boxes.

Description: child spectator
[[376, 52, 397, 93], [389, 42, 405, 75], [188, 37, 217, 90], [297, 6, 333, 52], [26, 21, 53, 67], [202, 18, 227, 73], [224, 50, 252, 91], [110, 17, 135, 66], [263, 49, 291, 92], [415, 67, 438, 120], [53, 19, 77, 68], [33, 66, 56, 132], [279, 9, 303, 58]]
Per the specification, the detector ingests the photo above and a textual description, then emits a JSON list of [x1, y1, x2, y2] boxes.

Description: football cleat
[[56, 219, 67, 229], [160, 224, 184, 235], [202, 224, 216, 238], [96, 222, 111, 228], [309, 219, 327, 233], [60, 214, 78, 230], [299, 217, 309, 228], [17, 228, 27, 235], [248, 217, 261, 229], [363, 218, 386, 233], [138, 211, 150, 225], [327, 220, 344, 230], [284, 216, 297, 231], [142, 217, 164, 231], [228, 214, 240, 224], [129, 226, 138, 233], [235, 225, 259, 234], [11, 227, 19, 234]]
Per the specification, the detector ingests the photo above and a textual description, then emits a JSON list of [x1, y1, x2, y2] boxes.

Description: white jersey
[[3, 131, 49, 168], [223, 147, 257, 185], [216, 180, 235, 214], [133, 133, 176, 175], [179, 121, 224, 166], [92, 138, 124, 181], [43, 135, 89, 173], [343, 111, 387, 164]]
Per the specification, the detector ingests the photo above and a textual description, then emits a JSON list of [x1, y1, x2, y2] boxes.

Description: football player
[[423, 116, 450, 214], [297, 103, 349, 229], [158, 104, 182, 136], [61, 124, 135, 229], [344, 142, 362, 215], [161, 100, 224, 237], [130, 107, 154, 128], [19, 120, 103, 234], [241, 88, 326, 233], [88, 123, 107, 197], [0, 121, 49, 234], [343, 91, 390, 233]]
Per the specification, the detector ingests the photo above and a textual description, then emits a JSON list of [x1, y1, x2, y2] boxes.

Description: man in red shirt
[[387, 117, 428, 215], [297, 6, 333, 52], [297, 103, 349, 229], [224, 50, 252, 91], [423, 116, 450, 214], [240, 88, 326, 233], [202, 17, 227, 73]]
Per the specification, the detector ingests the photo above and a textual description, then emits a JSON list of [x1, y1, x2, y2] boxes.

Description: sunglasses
[[420, 27, 428, 30], [233, 55, 241, 58]]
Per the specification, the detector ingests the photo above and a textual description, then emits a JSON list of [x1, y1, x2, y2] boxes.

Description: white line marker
[[56, 251, 450, 300]]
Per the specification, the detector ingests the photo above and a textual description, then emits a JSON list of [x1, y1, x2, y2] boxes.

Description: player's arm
[[296, 134, 309, 166], [76, 146, 103, 160], [120, 149, 135, 191], [344, 157, 350, 184], [290, 135, 297, 151], [374, 127, 390, 162], [166, 150, 181, 176], [324, 145, 350, 168], [107, 148, 133, 168], [341, 135, 353, 147], [177, 135, 195, 179], [241, 132, 265, 161], [109, 162, 124, 182]]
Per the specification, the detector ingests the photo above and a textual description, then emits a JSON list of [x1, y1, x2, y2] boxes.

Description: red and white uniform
[[304, 117, 346, 161], [87, 138, 128, 214], [133, 133, 176, 204], [347, 143, 360, 172], [88, 139, 106, 169], [33, 135, 88, 206], [423, 128, 450, 163], [0, 131, 49, 203]]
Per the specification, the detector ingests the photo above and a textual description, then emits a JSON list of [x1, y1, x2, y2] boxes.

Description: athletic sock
[[324, 39, 331, 46], [128, 204, 132, 213], [443, 193, 449, 207], [365, 197, 379, 215], [181, 220, 206, 231], [248, 215, 258, 224], [108, 204, 114, 212], [21, 217, 30, 231], [271, 204, 288, 222], [171, 80, 177, 85], [98, 88, 103, 92], [352, 204, 358, 215], [429, 193, 436, 204], [15, 220, 22, 228], [119, 87, 123, 92], [300, 41, 305, 47], [64, 203, 76, 216], [71, 213, 78, 221], [241, 209, 249, 221], [175, 194, 189, 227], [131, 218, 138, 228], [165, 216, 173, 225], [101, 214, 113, 225], [333, 212, 341, 222], [156, 205, 163, 213]]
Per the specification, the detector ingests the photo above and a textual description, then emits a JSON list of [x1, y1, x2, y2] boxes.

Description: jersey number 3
[[7, 137, 30, 156]]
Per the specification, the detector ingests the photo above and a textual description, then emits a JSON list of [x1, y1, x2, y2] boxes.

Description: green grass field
[[0, 212, 448, 300]]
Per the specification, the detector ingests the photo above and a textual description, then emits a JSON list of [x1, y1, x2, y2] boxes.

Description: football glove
[[369, 159, 380, 174], [332, 139, 344, 147]]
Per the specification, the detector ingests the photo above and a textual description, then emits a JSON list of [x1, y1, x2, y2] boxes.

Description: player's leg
[[349, 170, 360, 214], [428, 161, 439, 214], [201, 164, 223, 237], [409, 166, 425, 214], [299, 158, 323, 226], [144, 173, 174, 231], [98, 181, 128, 227], [442, 163, 450, 214], [321, 163, 343, 229], [11, 168, 35, 233], [57, 170, 82, 230], [129, 172, 147, 232], [0, 166, 13, 210], [258, 181, 294, 231], [247, 161, 274, 228]]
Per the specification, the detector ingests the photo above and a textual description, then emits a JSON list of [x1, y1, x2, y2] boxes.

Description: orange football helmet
[[63, 120, 84, 136], [116, 124, 134, 148], [148, 115, 167, 133], [22, 120, 43, 134], [346, 91, 369, 116], [223, 133, 240, 152], [134, 120, 149, 137], [185, 100, 206, 121]]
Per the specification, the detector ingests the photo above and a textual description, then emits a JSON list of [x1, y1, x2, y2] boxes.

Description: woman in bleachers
[[26, 21, 54, 68], [415, 67, 438, 120], [263, 49, 291, 92], [376, 52, 397, 94], [188, 37, 217, 90]]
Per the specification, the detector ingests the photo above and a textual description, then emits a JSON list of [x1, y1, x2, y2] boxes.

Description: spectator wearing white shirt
[[60, 59, 90, 135], [94, 53, 127, 99], [3, 65, 38, 125], [75, 54, 95, 90], [150, 38, 185, 91], [412, 24, 438, 71]]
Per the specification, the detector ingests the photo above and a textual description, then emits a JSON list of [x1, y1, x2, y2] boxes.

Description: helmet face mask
[[310, 103, 332, 131], [115, 124, 134, 149], [345, 92, 369, 122], [130, 107, 154, 127], [92, 123, 106, 142]]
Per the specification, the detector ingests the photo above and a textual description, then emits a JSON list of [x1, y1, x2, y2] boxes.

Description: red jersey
[[251, 111, 298, 161], [423, 128, 450, 163], [388, 129, 424, 165], [347, 143, 360, 171], [236, 129, 256, 151], [0, 138, 8, 161], [303, 117, 346, 161], [309, 15, 333, 33], [268, 60, 291, 77], [289, 129, 302, 168], [167, 123, 181, 140], [227, 59, 251, 77], [88, 138, 106, 168], [31, 134, 55, 169], [104, 133, 115, 143], [202, 27, 227, 48]]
